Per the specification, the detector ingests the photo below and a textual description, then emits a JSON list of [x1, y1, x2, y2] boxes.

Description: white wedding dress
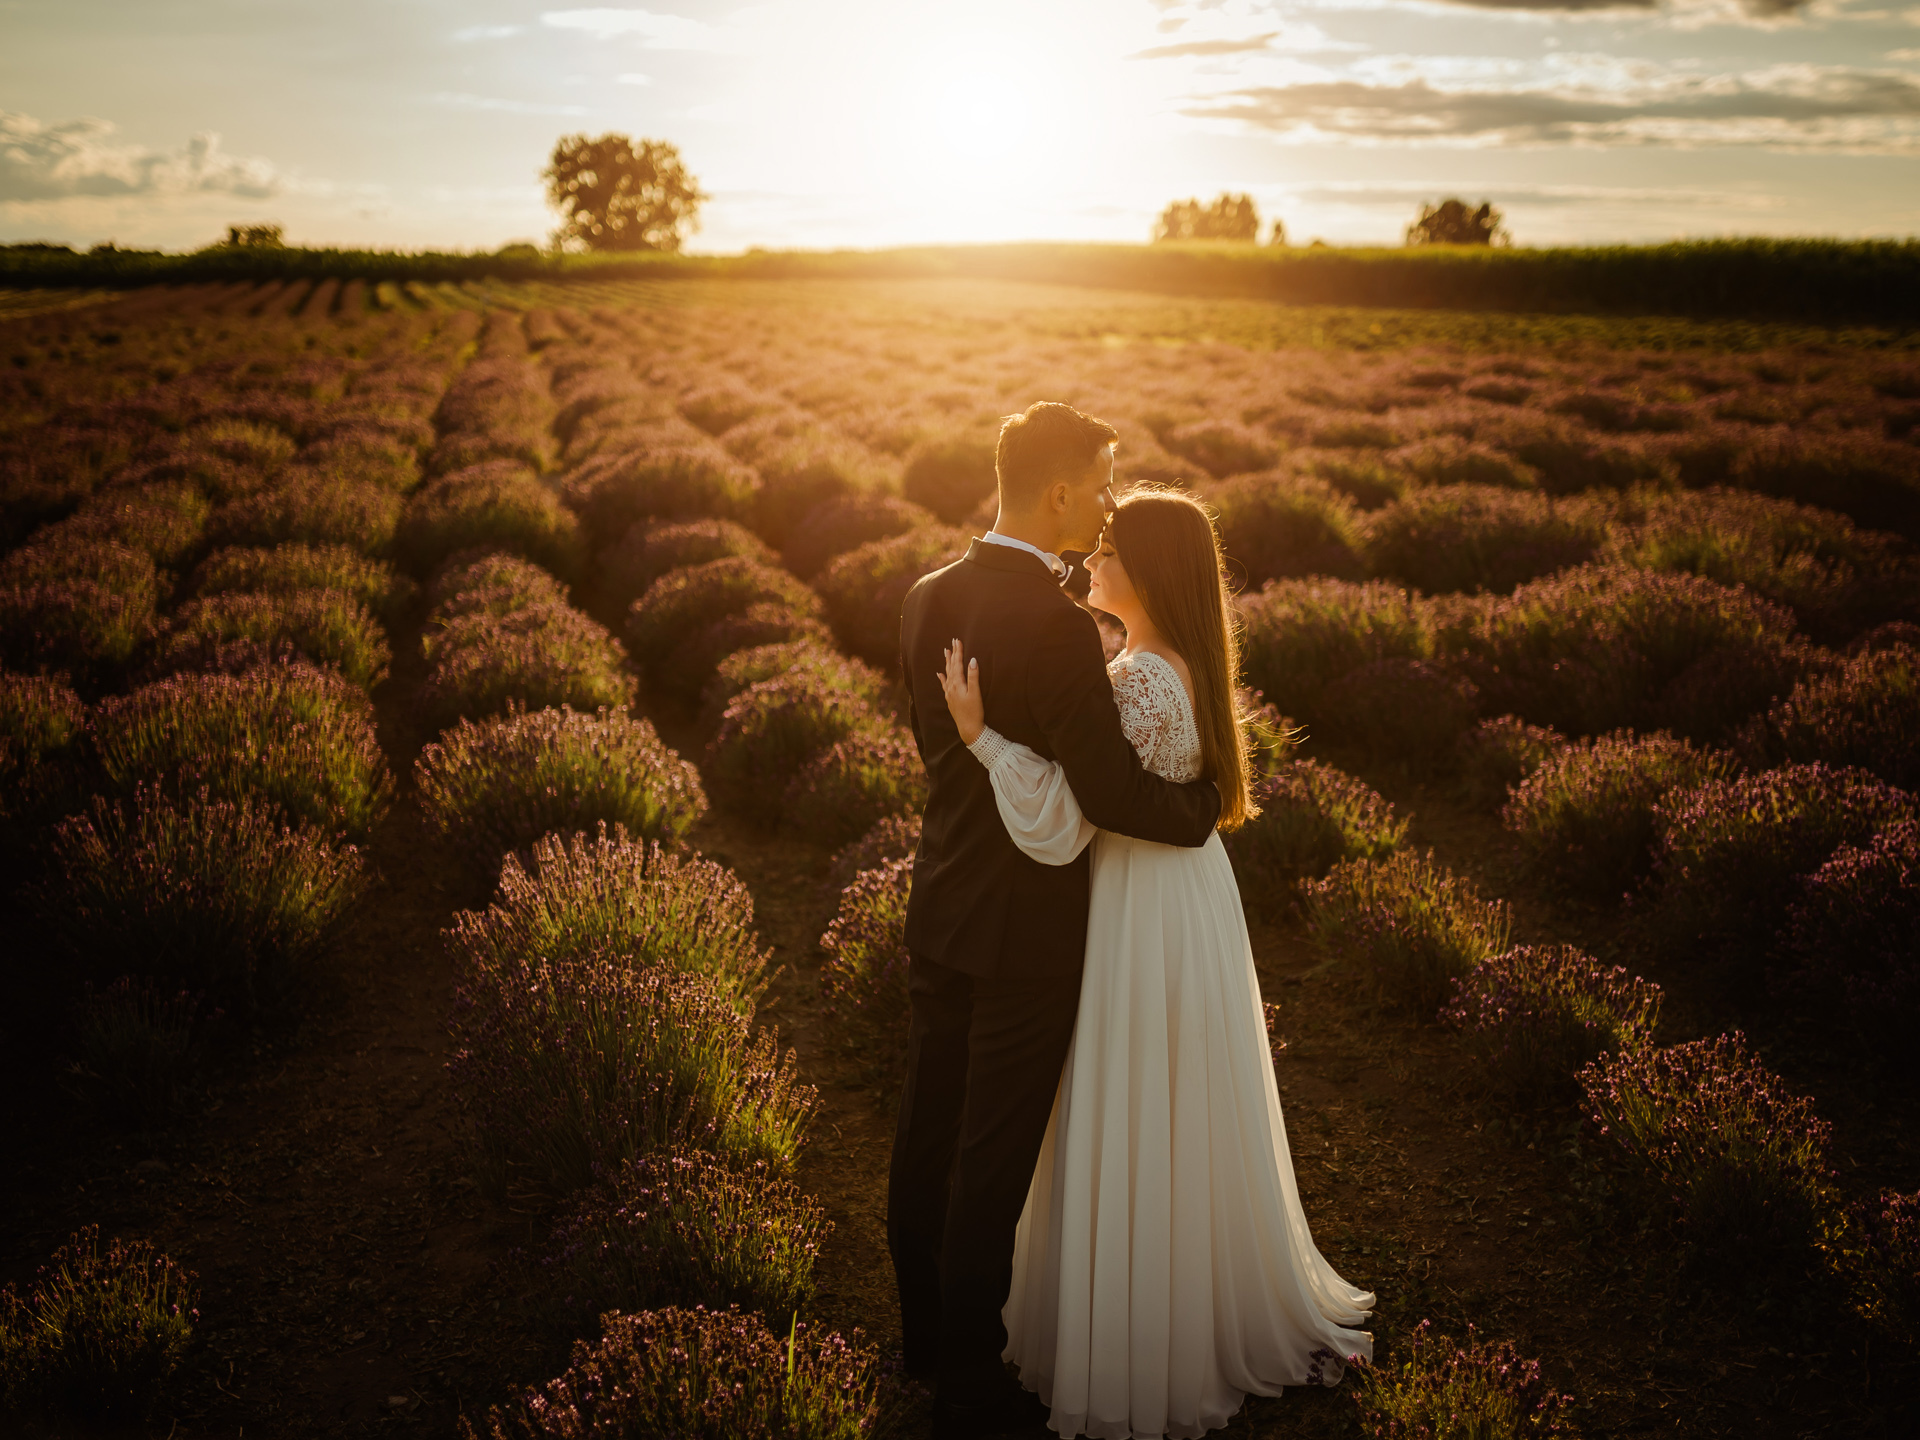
[[966, 650, 1375, 1440]]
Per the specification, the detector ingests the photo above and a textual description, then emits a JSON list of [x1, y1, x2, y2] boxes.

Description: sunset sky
[[3, 0, 1918, 253]]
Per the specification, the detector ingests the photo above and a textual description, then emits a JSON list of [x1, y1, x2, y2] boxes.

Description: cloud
[[1404, 0, 1810, 23], [541, 8, 719, 48], [453, 24, 524, 41], [0, 111, 280, 202], [1287, 180, 1789, 208], [1131, 34, 1280, 59], [428, 92, 591, 117], [1187, 66, 1920, 150]]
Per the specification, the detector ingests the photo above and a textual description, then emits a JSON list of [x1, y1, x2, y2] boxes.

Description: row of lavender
[[0, 286, 477, 1422]]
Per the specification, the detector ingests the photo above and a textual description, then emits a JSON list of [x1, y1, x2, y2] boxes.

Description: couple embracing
[[890, 402, 1376, 1440]]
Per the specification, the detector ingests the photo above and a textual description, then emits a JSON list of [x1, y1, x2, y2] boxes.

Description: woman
[[937, 486, 1374, 1439]]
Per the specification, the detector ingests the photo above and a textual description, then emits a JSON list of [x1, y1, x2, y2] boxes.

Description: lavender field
[[2, 272, 1917, 1437]]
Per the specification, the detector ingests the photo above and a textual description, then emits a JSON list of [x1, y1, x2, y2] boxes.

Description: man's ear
[[1044, 479, 1071, 514]]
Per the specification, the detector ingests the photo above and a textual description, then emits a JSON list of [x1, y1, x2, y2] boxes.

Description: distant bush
[[429, 550, 570, 618], [448, 951, 815, 1201], [700, 640, 891, 732], [783, 727, 927, 848], [597, 516, 775, 613], [1161, 418, 1281, 479], [40, 483, 211, 568], [302, 426, 421, 492], [462, 1306, 885, 1440], [1208, 471, 1364, 586], [1502, 731, 1735, 900], [1479, 414, 1677, 495], [903, 434, 997, 522], [421, 603, 635, 730], [1345, 1320, 1576, 1440], [819, 858, 913, 1080], [1304, 850, 1512, 1013], [398, 461, 584, 580], [1317, 658, 1480, 772], [828, 812, 922, 893], [1225, 760, 1406, 915], [92, 661, 391, 838], [680, 380, 780, 437], [46, 785, 366, 1002], [149, 589, 391, 691], [431, 355, 555, 474], [416, 706, 706, 870], [815, 526, 968, 666], [0, 538, 160, 688], [1364, 486, 1607, 596], [1652, 763, 1915, 951], [0, 669, 86, 841], [709, 672, 888, 812], [785, 493, 937, 579], [1443, 944, 1662, 1097], [445, 824, 761, 1005], [531, 1149, 830, 1336], [1653, 633, 1838, 747], [68, 978, 217, 1128], [1580, 1031, 1839, 1265], [0, 1228, 197, 1424], [562, 441, 758, 538], [1455, 715, 1568, 810], [1386, 436, 1540, 493], [749, 433, 897, 547], [626, 556, 825, 701], [1237, 578, 1431, 727], [192, 542, 415, 624], [1290, 449, 1409, 510], [1752, 643, 1919, 790], [1730, 430, 1920, 538], [1438, 563, 1799, 738], [212, 470, 402, 555], [1784, 817, 1920, 1068]]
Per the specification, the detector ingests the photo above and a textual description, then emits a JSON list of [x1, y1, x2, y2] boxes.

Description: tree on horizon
[[544, 135, 708, 253], [1406, 198, 1511, 247], [1153, 193, 1261, 244]]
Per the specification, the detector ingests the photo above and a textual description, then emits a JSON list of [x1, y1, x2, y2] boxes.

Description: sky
[[2, 0, 1918, 253]]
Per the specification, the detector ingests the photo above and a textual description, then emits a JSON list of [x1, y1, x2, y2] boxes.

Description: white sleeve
[[965, 727, 1097, 866]]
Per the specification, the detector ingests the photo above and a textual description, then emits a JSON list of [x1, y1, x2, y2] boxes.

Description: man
[[891, 402, 1222, 1438]]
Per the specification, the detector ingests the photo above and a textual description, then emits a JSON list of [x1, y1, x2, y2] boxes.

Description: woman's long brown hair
[[1106, 485, 1258, 830]]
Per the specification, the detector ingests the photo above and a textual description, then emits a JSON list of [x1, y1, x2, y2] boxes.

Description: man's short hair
[[995, 402, 1118, 511]]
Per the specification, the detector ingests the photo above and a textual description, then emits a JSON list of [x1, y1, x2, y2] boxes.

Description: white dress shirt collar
[[979, 529, 1070, 581]]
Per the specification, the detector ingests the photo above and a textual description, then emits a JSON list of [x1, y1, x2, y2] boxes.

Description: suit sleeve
[[1024, 603, 1220, 847]]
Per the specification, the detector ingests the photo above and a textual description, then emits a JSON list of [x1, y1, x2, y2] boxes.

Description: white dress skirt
[[967, 650, 1374, 1440]]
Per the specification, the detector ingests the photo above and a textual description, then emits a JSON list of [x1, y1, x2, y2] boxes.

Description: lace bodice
[[1110, 650, 1201, 783]]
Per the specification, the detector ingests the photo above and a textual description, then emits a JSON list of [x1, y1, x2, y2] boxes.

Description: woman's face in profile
[[1085, 533, 1137, 619]]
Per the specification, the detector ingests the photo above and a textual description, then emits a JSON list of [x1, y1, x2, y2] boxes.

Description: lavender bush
[[1208, 471, 1365, 587], [421, 603, 636, 729], [447, 823, 764, 1006], [597, 516, 776, 613], [431, 550, 572, 619], [1652, 762, 1915, 950], [69, 977, 218, 1127], [785, 492, 938, 579], [0, 537, 160, 687], [1579, 1031, 1839, 1262], [709, 672, 889, 813], [819, 858, 913, 1080], [815, 525, 968, 667], [211, 469, 402, 555], [416, 706, 706, 871], [1456, 715, 1568, 811], [1304, 850, 1513, 1014], [148, 588, 392, 691], [782, 727, 928, 847], [399, 460, 585, 581], [449, 950, 815, 1200], [1729, 429, 1920, 539], [533, 1149, 830, 1334], [1347, 1321, 1578, 1440], [828, 812, 922, 893], [1237, 577, 1431, 727], [1753, 642, 1918, 790], [1784, 817, 1919, 1067], [561, 440, 759, 537], [40, 482, 211, 568], [0, 1228, 197, 1423], [1363, 484, 1608, 596], [1225, 760, 1407, 916], [47, 785, 367, 1001], [1844, 1188, 1920, 1343], [903, 433, 997, 522], [0, 669, 86, 836], [92, 659, 392, 838], [192, 542, 416, 624], [1502, 731, 1736, 899], [1317, 658, 1480, 772], [463, 1306, 886, 1440], [626, 557, 826, 701], [700, 640, 892, 732], [1443, 945, 1662, 1096]]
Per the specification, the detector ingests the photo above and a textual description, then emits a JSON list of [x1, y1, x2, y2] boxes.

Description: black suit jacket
[[899, 538, 1221, 979]]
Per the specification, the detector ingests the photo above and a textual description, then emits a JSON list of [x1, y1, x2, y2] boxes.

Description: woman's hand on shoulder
[[939, 638, 987, 744]]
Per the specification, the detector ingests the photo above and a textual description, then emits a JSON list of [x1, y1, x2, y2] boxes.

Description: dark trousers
[[886, 950, 1082, 1391]]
